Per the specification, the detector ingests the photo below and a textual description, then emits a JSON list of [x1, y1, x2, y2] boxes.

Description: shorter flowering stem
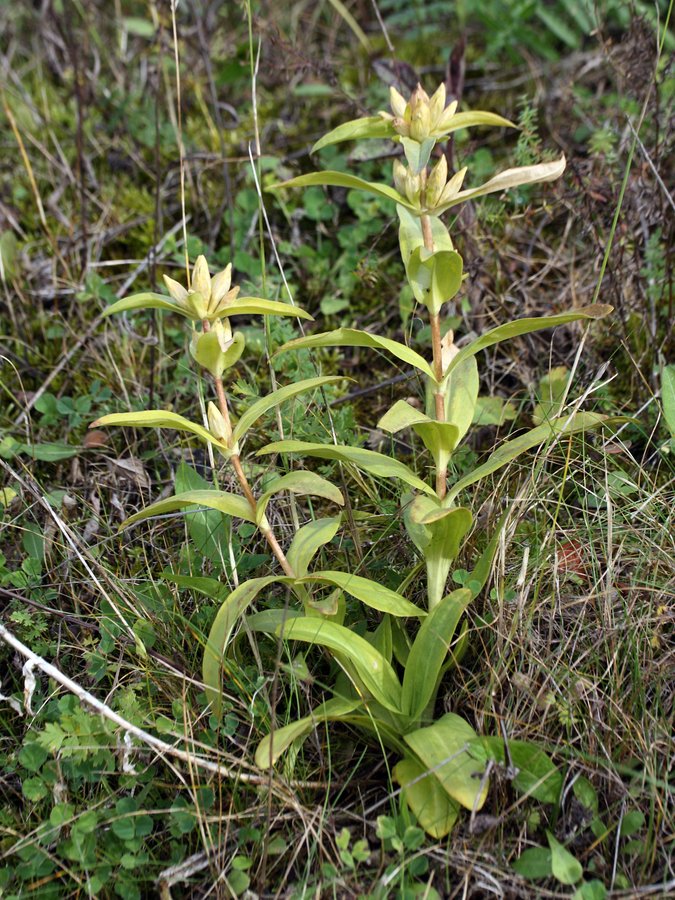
[[202, 320, 296, 579]]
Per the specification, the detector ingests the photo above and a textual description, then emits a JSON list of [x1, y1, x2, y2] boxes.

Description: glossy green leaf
[[435, 110, 515, 137], [233, 376, 343, 443], [404, 712, 488, 810], [256, 471, 344, 525], [442, 305, 613, 386], [271, 171, 415, 211], [92, 410, 226, 450], [121, 489, 255, 530], [277, 618, 403, 712], [401, 136, 435, 173], [398, 205, 454, 267], [257, 440, 435, 496], [287, 516, 341, 578], [203, 575, 283, 715], [276, 327, 436, 382], [407, 247, 463, 314], [443, 355, 479, 447], [402, 588, 472, 719], [378, 401, 460, 460], [393, 756, 460, 838], [435, 155, 567, 215], [468, 737, 562, 804], [102, 292, 185, 318], [297, 571, 423, 618], [311, 116, 396, 153], [218, 297, 312, 321], [255, 696, 362, 767], [446, 412, 611, 502], [547, 831, 583, 885]]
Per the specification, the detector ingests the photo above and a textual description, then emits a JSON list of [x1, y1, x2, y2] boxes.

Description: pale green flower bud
[[389, 86, 407, 118], [207, 401, 232, 444], [191, 255, 212, 301], [392, 116, 410, 138], [188, 290, 209, 320], [425, 155, 448, 208], [409, 84, 431, 142], [428, 83, 446, 123], [163, 274, 189, 307], [404, 170, 422, 205], [435, 100, 459, 133], [213, 318, 232, 352], [438, 166, 468, 207], [393, 159, 408, 196]]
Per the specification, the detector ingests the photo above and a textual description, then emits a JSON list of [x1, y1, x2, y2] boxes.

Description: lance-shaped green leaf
[[219, 297, 313, 320], [401, 136, 435, 174], [402, 588, 472, 720], [441, 305, 613, 387], [446, 411, 612, 502], [276, 327, 436, 382], [407, 247, 463, 314], [203, 575, 285, 716], [394, 755, 460, 839], [121, 489, 256, 530], [255, 696, 362, 768], [441, 355, 479, 447], [404, 712, 488, 811], [92, 410, 227, 450], [257, 440, 435, 497], [312, 116, 396, 153], [256, 471, 344, 525], [102, 292, 186, 317], [379, 400, 461, 460], [296, 571, 423, 618], [233, 376, 343, 444], [433, 155, 568, 216], [271, 171, 416, 211], [434, 109, 514, 137], [287, 516, 341, 578], [277, 617, 403, 712]]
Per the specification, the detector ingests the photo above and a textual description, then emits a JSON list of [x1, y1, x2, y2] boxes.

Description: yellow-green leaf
[[311, 116, 396, 153], [255, 471, 344, 525], [296, 571, 423, 618], [121, 489, 255, 530], [404, 712, 488, 810], [394, 755, 460, 838], [233, 376, 343, 443], [277, 617, 403, 712], [102, 292, 184, 317], [287, 516, 341, 578], [257, 440, 435, 497], [276, 328, 436, 382], [271, 171, 415, 210], [92, 411, 226, 449], [220, 297, 312, 321]]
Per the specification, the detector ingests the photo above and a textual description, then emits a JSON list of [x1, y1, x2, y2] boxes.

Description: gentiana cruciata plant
[[92, 82, 614, 837]]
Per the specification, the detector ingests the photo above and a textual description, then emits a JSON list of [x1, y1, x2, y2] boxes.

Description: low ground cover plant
[[93, 81, 614, 839]]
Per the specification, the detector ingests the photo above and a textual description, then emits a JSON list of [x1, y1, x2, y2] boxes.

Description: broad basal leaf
[[404, 712, 488, 811], [468, 737, 562, 804], [402, 588, 472, 720], [277, 617, 403, 712], [296, 571, 423, 618], [255, 696, 362, 767], [393, 755, 460, 838]]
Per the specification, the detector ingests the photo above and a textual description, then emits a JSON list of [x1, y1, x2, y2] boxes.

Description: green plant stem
[[202, 321, 296, 579], [421, 212, 447, 499]]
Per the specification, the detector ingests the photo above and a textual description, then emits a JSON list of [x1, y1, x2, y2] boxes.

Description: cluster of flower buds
[[207, 401, 233, 446], [381, 83, 458, 143], [163, 255, 240, 322], [393, 155, 468, 214]]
